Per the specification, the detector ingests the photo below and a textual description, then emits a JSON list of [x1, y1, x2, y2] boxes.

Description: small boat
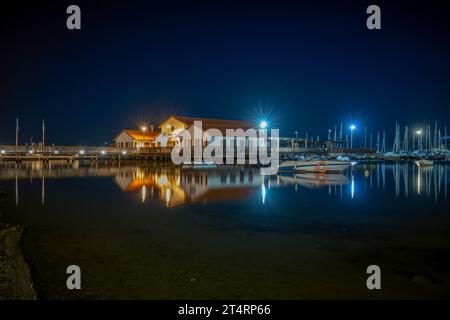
[[279, 160, 351, 173], [278, 173, 349, 189], [415, 159, 434, 167], [182, 163, 217, 169], [336, 155, 350, 161]]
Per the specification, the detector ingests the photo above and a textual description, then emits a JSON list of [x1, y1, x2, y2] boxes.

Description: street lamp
[[260, 120, 268, 129], [350, 124, 356, 149], [416, 129, 422, 150], [141, 126, 147, 148]]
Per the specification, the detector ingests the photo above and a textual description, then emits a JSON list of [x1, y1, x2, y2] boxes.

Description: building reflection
[[0, 161, 448, 207], [114, 167, 265, 207]]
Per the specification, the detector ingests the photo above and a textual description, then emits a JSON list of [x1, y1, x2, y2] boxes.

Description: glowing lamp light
[[261, 182, 267, 204], [416, 130, 422, 135], [54, 150, 59, 154], [260, 120, 268, 129], [101, 150, 106, 155], [350, 124, 356, 131], [29, 150, 34, 154], [0, 150, 5, 154], [80, 150, 85, 155], [141, 126, 147, 132], [122, 150, 127, 155]]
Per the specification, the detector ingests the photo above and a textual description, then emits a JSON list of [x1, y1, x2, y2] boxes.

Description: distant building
[[114, 116, 256, 149], [157, 116, 256, 147], [114, 129, 160, 148]]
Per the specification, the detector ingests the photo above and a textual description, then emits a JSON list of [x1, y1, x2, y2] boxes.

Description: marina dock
[[0, 146, 173, 162]]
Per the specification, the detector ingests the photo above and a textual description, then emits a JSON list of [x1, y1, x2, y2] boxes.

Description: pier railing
[[0, 145, 174, 161]]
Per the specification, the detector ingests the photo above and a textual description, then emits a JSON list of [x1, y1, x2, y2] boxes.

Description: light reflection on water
[[0, 161, 450, 299], [0, 161, 448, 208]]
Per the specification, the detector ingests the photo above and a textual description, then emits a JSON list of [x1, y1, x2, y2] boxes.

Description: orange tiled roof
[[168, 116, 256, 133], [122, 130, 160, 141]]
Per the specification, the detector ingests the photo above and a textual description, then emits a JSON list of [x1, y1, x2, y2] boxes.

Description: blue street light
[[260, 120, 268, 129], [350, 124, 356, 149]]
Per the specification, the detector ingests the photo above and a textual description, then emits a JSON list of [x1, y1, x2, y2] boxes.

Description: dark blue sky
[[1, 0, 449, 146]]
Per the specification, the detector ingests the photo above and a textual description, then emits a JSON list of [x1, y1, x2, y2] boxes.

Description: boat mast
[[433, 121, 438, 149], [364, 126, 367, 149], [15, 117, 19, 147], [403, 125, 408, 152], [42, 119, 45, 152], [445, 125, 448, 151], [376, 131, 380, 153]]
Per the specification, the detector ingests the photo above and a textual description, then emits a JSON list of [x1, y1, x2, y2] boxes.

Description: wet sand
[[20, 206, 450, 299]]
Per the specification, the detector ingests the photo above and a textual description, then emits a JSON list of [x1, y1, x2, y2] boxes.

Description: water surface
[[0, 161, 449, 299]]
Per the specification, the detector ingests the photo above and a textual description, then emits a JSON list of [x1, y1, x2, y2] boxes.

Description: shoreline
[[0, 191, 37, 300]]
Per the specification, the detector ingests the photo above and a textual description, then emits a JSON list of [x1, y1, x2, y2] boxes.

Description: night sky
[[1, 0, 449, 146]]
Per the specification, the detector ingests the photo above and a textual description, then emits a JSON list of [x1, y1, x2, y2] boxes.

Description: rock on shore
[[0, 223, 38, 299]]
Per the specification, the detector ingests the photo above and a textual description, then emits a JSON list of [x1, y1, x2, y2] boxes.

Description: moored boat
[[278, 173, 349, 189], [415, 159, 434, 167], [182, 163, 218, 169], [279, 160, 351, 173]]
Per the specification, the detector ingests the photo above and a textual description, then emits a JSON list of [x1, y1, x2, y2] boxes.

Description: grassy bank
[[0, 190, 37, 300]]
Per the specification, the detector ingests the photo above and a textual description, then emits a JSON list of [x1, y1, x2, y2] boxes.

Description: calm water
[[0, 161, 449, 299]]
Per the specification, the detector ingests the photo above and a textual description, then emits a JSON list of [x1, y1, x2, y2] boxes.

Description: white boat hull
[[415, 160, 433, 167], [279, 160, 351, 173]]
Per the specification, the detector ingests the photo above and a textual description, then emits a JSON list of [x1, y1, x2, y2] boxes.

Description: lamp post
[[416, 129, 422, 150], [350, 124, 356, 149], [141, 126, 147, 148]]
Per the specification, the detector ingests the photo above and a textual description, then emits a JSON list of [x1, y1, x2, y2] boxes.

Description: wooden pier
[[0, 144, 376, 164], [0, 146, 173, 162]]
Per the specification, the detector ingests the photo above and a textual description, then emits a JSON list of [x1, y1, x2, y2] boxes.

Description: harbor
[[2, 0, 450, 304], [1, 119, 449, 166], [1, 160, 449, 299]]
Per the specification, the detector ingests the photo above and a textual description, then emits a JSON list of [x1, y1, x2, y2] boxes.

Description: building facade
[[114, 130, 160, 148], [114, 116, 257, 149]]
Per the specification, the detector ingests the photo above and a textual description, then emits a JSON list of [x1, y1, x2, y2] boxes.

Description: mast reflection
[[1, 162, 448, 207]]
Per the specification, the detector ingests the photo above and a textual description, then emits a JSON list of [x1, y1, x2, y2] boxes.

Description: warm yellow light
[[141, 126, 147, 132]]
